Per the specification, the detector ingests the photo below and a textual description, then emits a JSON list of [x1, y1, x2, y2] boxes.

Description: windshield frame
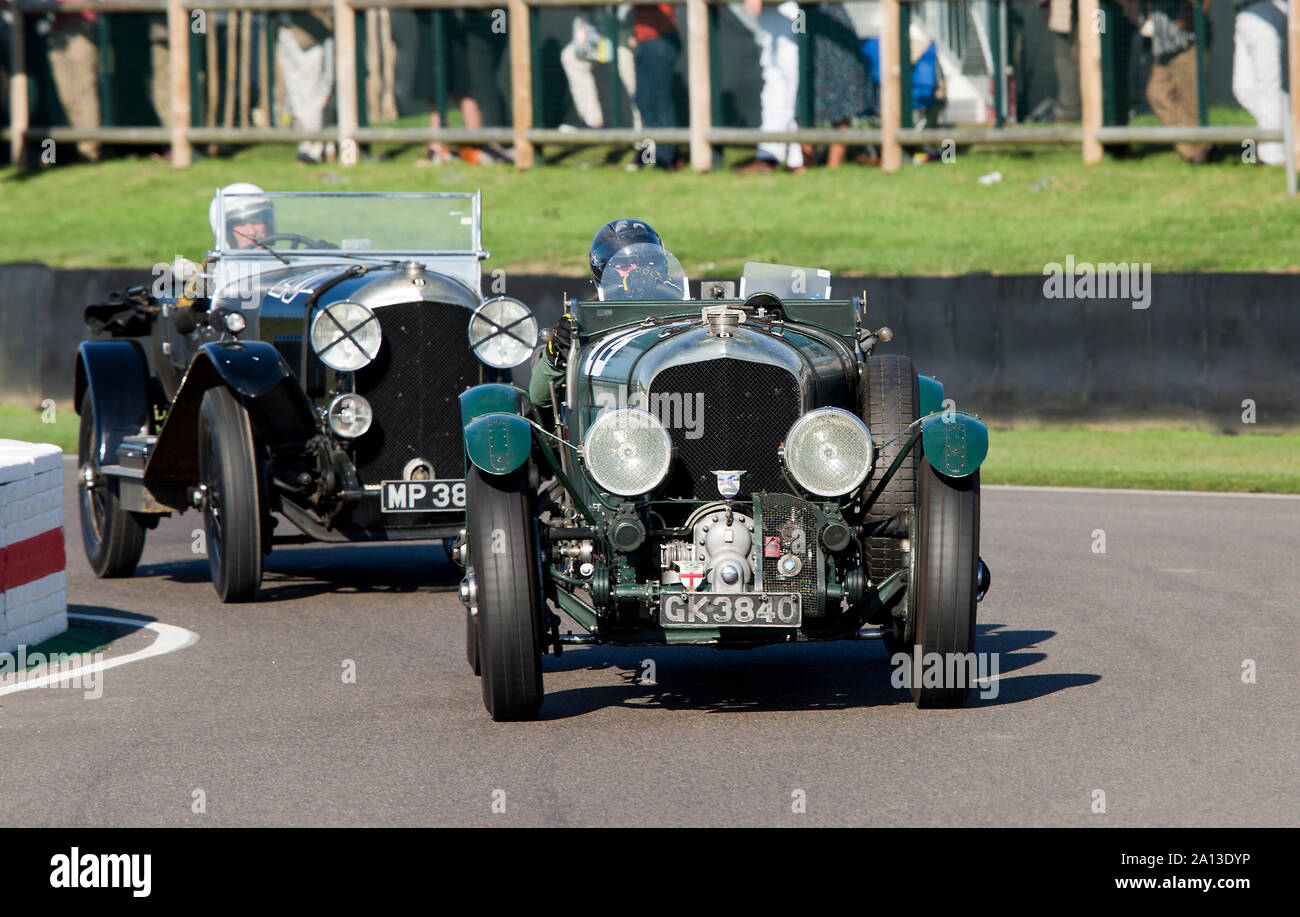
[[212, 189, 484, 258]]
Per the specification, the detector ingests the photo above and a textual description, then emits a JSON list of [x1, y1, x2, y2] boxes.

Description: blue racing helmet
[[589, 219, 663, 285]]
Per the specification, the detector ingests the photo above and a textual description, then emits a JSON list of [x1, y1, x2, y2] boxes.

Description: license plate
[[659, 593, 802, 628], [380, 480, 465, 512]]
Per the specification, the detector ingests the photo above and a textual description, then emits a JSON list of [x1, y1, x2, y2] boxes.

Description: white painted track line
[[0, 613, 198, 697]]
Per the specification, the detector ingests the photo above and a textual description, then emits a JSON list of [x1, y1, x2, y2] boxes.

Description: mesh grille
[[649, 359, 800, 501], [759, 494, 822, 617], [352, 301, 479, 484]]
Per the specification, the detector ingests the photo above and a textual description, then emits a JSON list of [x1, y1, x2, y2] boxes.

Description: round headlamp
[[468, 297, 539, 369], [310, 301, 382, 372], [581, 407, 673, 497], [327, 393, 373, 438], [782, 407, 874, 497]]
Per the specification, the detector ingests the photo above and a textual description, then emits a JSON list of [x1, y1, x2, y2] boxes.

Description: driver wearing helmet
[[208, 182, 277, 249], [160, 184, 277, 308], [528, 218, 668, 413]]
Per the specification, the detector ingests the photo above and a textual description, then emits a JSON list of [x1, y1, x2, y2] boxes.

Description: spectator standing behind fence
[[278, 11, 335, 164], [419, 10, 512, 166], [47, 0, 100, 162], [1045, 0, 1080, 121], [1136, 0, 1212, 163], [562, 7, 642, 131], [736, 0, 804, 174], [633, 4, 680, 169], [1233, 0, 1288, 165], [149, 16, 170, 129], [806, 3, 867, 168]]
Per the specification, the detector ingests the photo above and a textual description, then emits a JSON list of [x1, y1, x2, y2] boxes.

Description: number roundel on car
[[468, 297, 539, 369]]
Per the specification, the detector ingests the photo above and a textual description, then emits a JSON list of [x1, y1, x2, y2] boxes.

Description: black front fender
[[75, 340, 153, 465], [145, 341, 318, 486]]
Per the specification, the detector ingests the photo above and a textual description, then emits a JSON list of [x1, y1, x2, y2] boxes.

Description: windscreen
[[740, 262, 832, 300], [216, 192, 478, 254], [599, 243, 690, 302]]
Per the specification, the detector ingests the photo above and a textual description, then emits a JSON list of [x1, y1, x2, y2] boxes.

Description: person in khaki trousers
[[1128, 0, 1211, 162], [47, 2, 100, 161]]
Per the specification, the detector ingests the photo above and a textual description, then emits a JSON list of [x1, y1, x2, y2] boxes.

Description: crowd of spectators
[[0, 0, 1292, 168]]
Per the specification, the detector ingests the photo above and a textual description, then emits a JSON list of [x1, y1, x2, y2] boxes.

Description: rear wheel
[[198, 387, 264, 603], [467, 465, 543, 720], [907, 458, 980, 708], [77, 390, 146, 577]]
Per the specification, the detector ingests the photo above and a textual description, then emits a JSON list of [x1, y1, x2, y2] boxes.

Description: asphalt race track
[[1, 459, 1295, 827]]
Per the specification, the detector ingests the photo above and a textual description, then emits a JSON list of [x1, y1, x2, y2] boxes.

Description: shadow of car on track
[[534, 623, 1098, 718], [134, 543, 461, 602]]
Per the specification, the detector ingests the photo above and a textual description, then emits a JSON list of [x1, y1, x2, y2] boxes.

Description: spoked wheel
[[77, 390, 146, 577], [197, 387, 264, 603], [906, 457, 981, 709], [466, 465, 543, 721]]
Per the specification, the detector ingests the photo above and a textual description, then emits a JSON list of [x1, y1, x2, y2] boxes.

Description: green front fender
[[919, 412, 989, 478], [464, 412, 533, 475], [918, 375, 945, 416], [459, 382, 524, 426]]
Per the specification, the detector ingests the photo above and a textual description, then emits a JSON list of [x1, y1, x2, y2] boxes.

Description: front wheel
[[466, 465, 543, 721], [907, 458, 980, 709], [197, 387, 265, 603], [77, 390, 146, 577]]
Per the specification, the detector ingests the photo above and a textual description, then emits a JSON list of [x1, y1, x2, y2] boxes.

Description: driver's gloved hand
[[545, 313, 575, 368]]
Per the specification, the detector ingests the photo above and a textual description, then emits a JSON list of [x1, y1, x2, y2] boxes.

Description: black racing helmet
[[589, 219, 663, 285]]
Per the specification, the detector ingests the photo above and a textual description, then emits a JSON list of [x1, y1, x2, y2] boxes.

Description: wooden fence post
[[509, 0, 534, 169], [1290, 1, 1300, 175], [687, 0, 711, 171], [335, 0, 359, 165], [880, 0, 901, 172], [167, 0, 192, 167], [1078, 0, 1102, 165], [9, 6, 27, 165]]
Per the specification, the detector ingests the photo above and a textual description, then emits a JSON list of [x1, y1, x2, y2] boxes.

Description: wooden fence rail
[[5, 0, 1300, 184]]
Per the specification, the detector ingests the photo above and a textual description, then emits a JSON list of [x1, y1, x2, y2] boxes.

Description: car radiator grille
[[757, 494, 822, 617], [352, 301, 479, 485], [648, 359, 801, 501]]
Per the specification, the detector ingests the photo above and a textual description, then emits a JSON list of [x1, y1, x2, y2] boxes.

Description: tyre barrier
[[0, 440, 67, 655]]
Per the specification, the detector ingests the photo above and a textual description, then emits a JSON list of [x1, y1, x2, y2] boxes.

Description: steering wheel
[[255, 232, 337, 250]]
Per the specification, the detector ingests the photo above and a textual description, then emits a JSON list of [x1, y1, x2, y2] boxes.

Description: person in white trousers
[[277, 14, 335, 164], [1232, 0, 1288, 166], [560, 10, 642, 131], [737, 0, 804, 172]]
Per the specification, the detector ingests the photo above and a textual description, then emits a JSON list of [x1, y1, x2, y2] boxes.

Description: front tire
[[466, 465, 543, 720], [77, 390, 146, 577], [908, 458, 980, 708], [861, 355, 920, 585], [197, 387, 264, 603]]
